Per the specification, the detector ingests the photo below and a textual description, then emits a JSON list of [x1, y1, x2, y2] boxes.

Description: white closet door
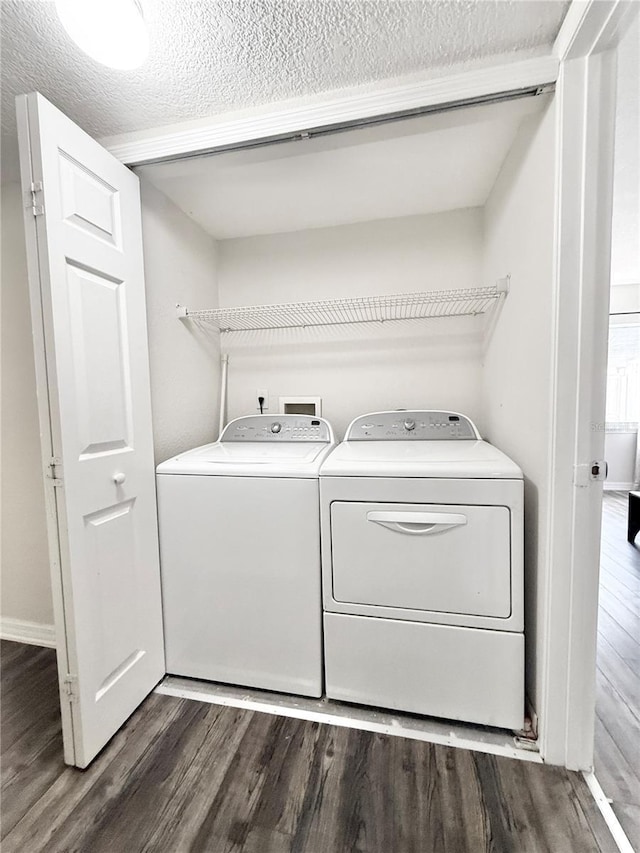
[[16, 93, 165, 768]]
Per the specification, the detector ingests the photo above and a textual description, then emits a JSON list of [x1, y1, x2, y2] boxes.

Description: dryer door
[[330, 502, 512, 618]]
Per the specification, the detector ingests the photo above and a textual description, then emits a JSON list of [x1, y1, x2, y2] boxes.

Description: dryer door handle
[[366, 511, 467, 536]]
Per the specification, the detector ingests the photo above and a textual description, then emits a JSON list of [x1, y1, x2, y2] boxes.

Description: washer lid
[[320, 439, 522, 479], [157, 440, 335, 477]]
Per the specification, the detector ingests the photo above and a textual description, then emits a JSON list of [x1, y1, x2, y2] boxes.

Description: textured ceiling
[[1, 1, 569, 179]]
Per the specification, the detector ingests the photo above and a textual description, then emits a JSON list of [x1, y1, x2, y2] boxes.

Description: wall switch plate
[[256, 389, 269, 412]]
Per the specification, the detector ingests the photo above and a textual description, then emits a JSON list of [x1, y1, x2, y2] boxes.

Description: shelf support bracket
[[496, 275, 510, 295], [482, 274, 510, 356]]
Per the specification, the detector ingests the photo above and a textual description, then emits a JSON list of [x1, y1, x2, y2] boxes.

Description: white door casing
[[541, 49, 616, 770], [16, 92, 165, 768], [541, 0, 637, 770]]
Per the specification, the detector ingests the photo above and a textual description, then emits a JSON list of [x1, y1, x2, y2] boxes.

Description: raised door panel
[[66, 264, 133, 458], [58, 151, 122, 247]]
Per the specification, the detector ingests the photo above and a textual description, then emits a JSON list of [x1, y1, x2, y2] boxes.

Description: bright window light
[[606, 317, 640, 426], [55, 0, 149, 70]]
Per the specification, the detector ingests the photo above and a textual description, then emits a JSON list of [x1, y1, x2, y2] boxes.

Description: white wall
[[604, 19, 639, 492], [611, 14, 639, 287], [0, 177, 221, 636], [609, 281, 640, 314], [139, 179, 221, 462], [218, 209, 485, 438], [1, 182, 53, 629], [604, 430, 638, 490], [481, 101, 557, 718]]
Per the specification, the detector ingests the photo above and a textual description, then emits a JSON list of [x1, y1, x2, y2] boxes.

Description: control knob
[[270, 422, 282, 433], [403, 419, 416, 431]]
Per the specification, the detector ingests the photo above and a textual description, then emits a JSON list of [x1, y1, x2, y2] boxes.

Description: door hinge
[[573, 460, 608, 487], [27, 181, 44, 216], [47, 457, 63, 487], [63, 674, 78, 701]]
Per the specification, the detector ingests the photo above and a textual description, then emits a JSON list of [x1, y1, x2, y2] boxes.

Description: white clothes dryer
[[157, 414, 336, 698], [319, 410, 524, 729]]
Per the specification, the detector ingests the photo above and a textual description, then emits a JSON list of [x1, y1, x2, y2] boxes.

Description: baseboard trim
[[0, 617, 56, 648]]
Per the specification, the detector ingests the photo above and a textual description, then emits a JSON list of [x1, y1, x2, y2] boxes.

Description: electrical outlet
[[256, 389, 269, 412]]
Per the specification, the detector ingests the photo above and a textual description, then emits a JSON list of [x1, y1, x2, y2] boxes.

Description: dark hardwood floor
[[1, 640, 618, 853], [596, 490, 640, 851]]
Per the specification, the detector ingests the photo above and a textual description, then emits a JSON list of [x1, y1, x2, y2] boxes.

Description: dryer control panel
[[345, 411, 480, 441], [221, 414, 334, 442]]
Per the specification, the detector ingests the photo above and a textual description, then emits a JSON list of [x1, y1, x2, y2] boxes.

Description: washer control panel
[[345, 411, 480, 441], [221, 415, 334, 442]]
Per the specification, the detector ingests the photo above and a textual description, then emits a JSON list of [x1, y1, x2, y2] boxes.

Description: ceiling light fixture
[[55, 0, 149, 70]]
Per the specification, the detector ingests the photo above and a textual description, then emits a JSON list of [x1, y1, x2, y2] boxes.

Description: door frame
[[99, 0, 635, 769], [542, 0, 638, 769]]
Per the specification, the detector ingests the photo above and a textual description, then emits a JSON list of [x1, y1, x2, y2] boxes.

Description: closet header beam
[[129, 86, 554, 167], [176, 280, 509, 333], [105, 54, 558, 166]]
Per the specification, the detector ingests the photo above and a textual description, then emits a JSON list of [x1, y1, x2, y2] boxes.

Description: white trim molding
[[0, 617, 56, 648], [583, 772, 636, 853], [554, 0, 638, 62], [542, 43, 618, 769], [541, 0, 638, 773], [102, 55, 559, 166]]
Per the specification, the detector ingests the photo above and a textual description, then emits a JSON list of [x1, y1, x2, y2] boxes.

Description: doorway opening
[[593, 14, 640, 850]]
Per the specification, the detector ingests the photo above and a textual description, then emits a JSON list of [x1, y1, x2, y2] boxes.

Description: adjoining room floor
[[1, 641, 618, 853], [595, 491, 640, 850]]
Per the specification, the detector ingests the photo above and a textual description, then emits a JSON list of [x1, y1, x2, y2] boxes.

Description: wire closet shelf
[[176, 281, 509, 333]]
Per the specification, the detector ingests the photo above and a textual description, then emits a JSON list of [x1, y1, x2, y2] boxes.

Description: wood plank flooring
[[1, 640, 618, 853], [596, 490, 640, 851]]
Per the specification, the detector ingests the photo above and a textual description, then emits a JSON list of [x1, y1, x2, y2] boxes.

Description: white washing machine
[[157, 414, 336, 698], [320, 410, 524, 729]]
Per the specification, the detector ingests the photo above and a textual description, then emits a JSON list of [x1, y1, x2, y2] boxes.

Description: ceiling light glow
[[55, 0, 149, 70]]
